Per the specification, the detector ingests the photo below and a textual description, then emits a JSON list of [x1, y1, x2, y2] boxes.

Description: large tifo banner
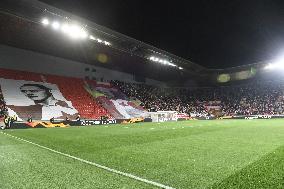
[[0, 78, 78, 121], [85, 81, 148, 119]]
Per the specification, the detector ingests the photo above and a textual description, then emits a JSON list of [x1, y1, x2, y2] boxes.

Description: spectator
[[111, 80, 284, 117]]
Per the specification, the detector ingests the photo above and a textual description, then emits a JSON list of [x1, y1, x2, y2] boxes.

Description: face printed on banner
[[0, 79, 80, 121], [20, 84, 52, 103]]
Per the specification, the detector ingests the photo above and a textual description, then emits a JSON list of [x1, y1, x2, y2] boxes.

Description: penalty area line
[[0, 132, 175, 189]]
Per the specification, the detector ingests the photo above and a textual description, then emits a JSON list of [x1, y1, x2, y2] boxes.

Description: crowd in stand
[[1, 79, 284, 119], [0, 90, 7, 118], [111, 80, 212, 117], [219, 81, 284, 116], [111, 80, 284, 117]]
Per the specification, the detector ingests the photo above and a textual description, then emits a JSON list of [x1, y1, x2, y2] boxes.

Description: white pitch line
[[0, 132, 175, 189]]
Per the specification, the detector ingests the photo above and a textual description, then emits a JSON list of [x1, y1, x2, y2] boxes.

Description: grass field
[[0, 119, 284, 189]]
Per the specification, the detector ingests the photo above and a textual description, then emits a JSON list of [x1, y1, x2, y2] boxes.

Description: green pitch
[[1, 120, 284, 189]]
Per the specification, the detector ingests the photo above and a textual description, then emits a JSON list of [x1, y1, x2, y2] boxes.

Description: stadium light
[[68, 25, 84, 39], [149, 56, 177, 67], [264, 61, 284, 70], [59, 23, 88, 39], [61, 23, 70, 33], [264, 54, 284, 70], [89, 35, 96, 40], [41, 18, 111, 45], [51, 21, 60, 30], [41, 18, 49, 26], [89, 35, 111, 46], [168, 62, 176, 67], [264, 63, 277, 70], [80, 30, 88, 39], [104, 41, 111, 46]]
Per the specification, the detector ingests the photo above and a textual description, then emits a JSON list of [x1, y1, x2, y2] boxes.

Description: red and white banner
[[85, 81, 148, 119], [0, 78, 78, 121]]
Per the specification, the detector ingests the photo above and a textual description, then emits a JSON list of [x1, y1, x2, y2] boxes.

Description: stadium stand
[[0, 68, 111, 120], [1, 67, 284, 121], [219, 81, 284, 116], [84, 80, 148, 119], [45, 75, 110, 119], [112, 80, 284, 117], [111, 80, 210, 117], [0, 88, 7, 118], [0, 68, 42, 82]]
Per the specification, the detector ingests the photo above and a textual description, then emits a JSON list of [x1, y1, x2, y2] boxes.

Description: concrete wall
[[0, 44, 165, 86]]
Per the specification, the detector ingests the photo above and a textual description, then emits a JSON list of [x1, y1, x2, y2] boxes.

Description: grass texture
[[0, 119, 284, 189]]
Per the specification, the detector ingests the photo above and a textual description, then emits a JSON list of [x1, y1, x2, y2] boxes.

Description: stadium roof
[[0, 0, 270, 85], [1, 0, 215, 82]]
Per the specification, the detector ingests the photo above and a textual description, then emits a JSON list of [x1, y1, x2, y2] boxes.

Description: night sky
[[40, 0, 284, 69]]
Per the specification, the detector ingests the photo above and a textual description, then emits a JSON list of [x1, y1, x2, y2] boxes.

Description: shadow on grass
[[210, 145, 284, 189]]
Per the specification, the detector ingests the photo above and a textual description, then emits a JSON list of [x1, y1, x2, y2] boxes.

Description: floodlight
[[79, 30, 88, 39], [179, 67, 183, 70], [68, 25, 88, 39], [264, 61, 284, 70], [89, 35, 96, 40], [69, 25, 81, 38], [264, 63, 275, 70], [104, 41, 111, 46], [89, 35, 110, 45], [41, 18, 49, 26], [264, 54, 284, 70], [61, 23, 70, 33], [149, 56, 178, 68], [52, 21, 60, 30]]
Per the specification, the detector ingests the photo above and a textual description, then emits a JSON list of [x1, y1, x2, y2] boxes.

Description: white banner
[[0, 78, 78, 121]]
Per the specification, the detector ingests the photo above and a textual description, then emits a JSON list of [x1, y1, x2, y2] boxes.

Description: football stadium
[[0, 1, 284, 189]]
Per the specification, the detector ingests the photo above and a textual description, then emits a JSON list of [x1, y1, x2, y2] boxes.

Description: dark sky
[[40, 0, 284, 69]]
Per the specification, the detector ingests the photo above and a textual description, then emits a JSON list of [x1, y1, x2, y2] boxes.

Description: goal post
[[148, 111, 178, 122]]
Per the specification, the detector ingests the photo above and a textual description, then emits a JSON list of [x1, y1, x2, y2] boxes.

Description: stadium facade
[[1, 0, 284, 128]]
